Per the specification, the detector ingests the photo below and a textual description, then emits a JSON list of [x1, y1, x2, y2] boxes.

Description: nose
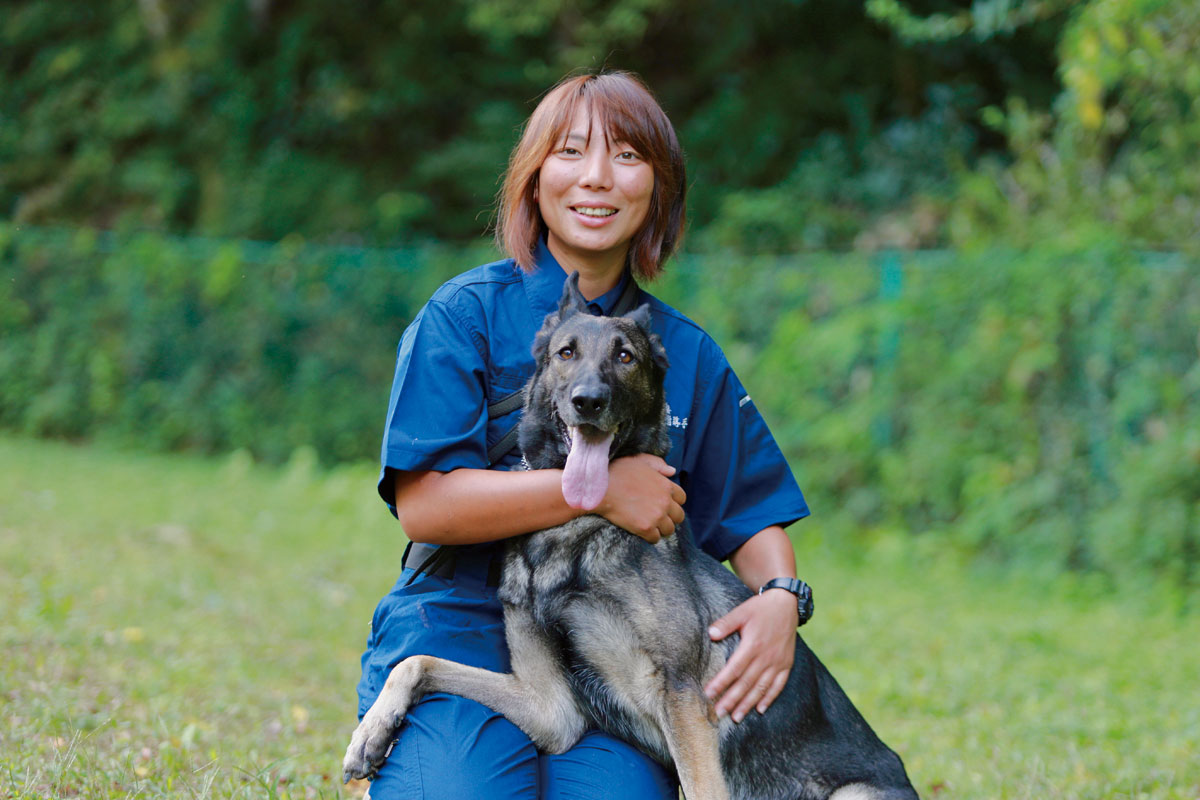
[[579, 146, 612, 190], [571, 384, 610, 418]]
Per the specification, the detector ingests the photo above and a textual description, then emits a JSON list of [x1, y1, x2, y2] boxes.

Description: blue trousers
[[357, 546, 677, 800], [363, 693, 676, 799]]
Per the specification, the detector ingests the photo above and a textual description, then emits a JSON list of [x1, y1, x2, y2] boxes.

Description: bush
[[654, 239, 1200, 598], [949, 0, 1200, 251], [0, 224, 489, 463], [4, 225, 1198, 596]]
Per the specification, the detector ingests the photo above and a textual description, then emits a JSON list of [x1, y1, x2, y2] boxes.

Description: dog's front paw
[[343, 656, 427, 782], [342, 710, 401, 783]]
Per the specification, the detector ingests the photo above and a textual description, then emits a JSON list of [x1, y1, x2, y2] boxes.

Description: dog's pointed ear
[[559, 272, 589, 316], [624, 303, 653, 333], [533, 272, 589, 361], [531, 312, 557, 363], [624, 303, 669, 372]]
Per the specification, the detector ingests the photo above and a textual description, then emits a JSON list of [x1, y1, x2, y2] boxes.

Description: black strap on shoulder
[[486, 389, 526, 465], [488, 389, 526, 419], [485, 276, 641, 467], [610, 275, 642, 317], [402, 541, 456, 586], [401, 541, 502, 588]]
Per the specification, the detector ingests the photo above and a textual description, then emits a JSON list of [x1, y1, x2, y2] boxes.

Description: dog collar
[[759, 577, 814, 626]]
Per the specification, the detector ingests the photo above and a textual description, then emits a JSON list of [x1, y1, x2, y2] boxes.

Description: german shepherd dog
[[345, 275, 919, 800]]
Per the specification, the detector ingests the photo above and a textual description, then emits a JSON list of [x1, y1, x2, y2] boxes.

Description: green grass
[[1, 435, 1197, 799]]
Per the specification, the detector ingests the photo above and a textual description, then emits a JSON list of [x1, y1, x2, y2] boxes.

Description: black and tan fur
[[344, 275, 919, 800]]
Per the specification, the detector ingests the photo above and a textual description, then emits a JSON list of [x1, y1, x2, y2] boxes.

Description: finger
[[756, 671, 789, 715], [734, 671, 776, 722], [704, 646, 751, 708], [641, 526, 661, 544], [668, 504, 685, 525], [658, 517, 675, 538], [644, 454, 676, 477], [707, 605, 748, 642], [670, 483, 686, 505], [724, 662, 770, 722]]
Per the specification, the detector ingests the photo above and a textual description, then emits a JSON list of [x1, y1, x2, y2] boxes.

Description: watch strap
[[759, 577, 814, 626]]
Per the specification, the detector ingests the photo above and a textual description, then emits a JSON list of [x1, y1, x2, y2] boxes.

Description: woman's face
[[537, 106, 654, 272]]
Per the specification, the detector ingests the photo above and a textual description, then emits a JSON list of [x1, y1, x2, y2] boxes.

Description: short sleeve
[[682, 349, 810, 562], [376, 295, 490, 514]]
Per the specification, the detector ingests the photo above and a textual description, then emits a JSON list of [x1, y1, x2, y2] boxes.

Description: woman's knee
[[363, 693, 539, 799], [540, 730, 678, 800]]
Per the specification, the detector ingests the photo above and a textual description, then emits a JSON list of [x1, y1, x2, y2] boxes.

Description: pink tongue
[[562, 427, 614, 511]]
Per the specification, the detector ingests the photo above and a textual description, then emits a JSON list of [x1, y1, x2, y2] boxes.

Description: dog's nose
[[571, 385, 610, 417]]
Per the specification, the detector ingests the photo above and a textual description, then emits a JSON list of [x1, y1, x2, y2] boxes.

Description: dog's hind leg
[[343, 607, 586, 782], [660, 680, 728, 800]]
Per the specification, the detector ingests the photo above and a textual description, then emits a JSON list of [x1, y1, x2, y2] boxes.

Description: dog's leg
[[660, 681, 728, 800], [343, 606, 585, 782]]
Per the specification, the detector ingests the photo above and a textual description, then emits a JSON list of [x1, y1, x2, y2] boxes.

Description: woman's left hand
[[703, 588, 798, 722]]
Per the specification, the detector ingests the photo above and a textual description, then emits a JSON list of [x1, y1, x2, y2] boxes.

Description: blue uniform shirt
[[377, 239, 808, 558], [359, 242, 808, 716]]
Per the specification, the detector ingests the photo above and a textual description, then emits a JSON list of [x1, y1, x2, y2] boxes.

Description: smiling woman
[[353, 70, 809, 800], [498, 73, 687, 283]]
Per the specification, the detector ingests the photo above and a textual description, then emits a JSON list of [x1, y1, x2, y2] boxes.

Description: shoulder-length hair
[[496, 71, 687, 281]]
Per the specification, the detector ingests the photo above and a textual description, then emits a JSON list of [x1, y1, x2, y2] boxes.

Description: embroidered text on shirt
[[665, 402, 689, 430]]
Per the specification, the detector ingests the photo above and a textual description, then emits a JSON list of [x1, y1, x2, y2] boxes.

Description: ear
[[532, 273, 588, 362], [624, 303, 653, 333], [624, 304, 669, 373], [558, 271, 589, 316], [648, 330, 669, 374], [531, 311, 558, 363]]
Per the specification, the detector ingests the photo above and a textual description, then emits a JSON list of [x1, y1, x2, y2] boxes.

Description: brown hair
[[495, 71, 687, 281]]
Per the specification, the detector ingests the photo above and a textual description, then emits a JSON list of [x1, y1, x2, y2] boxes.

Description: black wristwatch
[[759, 577, 814, 626]]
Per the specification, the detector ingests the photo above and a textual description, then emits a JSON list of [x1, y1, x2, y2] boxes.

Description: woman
[[356, 71, 809, 799]]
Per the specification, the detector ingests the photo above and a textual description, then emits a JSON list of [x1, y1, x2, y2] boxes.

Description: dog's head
[[518, 272, 671, 510]]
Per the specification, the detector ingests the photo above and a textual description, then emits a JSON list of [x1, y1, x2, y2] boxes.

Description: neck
[[544, 235, 628, 300]]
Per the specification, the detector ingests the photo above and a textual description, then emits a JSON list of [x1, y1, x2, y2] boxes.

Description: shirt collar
[[523, 237, 633, 320]]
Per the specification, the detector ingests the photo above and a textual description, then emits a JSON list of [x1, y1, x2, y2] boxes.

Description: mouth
[[569, 205, 618, 224], [558, 417, 618, 511], [558, 419, 614, 444]]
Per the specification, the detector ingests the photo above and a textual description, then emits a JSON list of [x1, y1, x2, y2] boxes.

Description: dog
[[344, 274, 919, 800]]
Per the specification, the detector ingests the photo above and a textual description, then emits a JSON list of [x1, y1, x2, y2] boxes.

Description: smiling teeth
[[574, 207, 616, 217]]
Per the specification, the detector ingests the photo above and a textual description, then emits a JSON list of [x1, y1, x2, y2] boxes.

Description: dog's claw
[[343, 715, 400, 784]]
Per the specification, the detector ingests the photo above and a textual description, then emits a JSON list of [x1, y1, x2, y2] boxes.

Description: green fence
[[3, 224, 1198, 596]]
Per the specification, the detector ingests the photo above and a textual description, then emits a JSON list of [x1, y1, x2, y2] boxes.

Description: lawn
[[1, 435, 1196, 799]]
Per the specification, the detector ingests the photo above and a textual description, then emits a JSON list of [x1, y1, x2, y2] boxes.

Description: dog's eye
[[617, 350, 634, 364], [557, 347, 574, 360]]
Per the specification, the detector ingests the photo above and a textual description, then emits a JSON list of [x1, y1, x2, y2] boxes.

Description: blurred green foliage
[[0, 224, 491, 463], [1, 0, 1066, 247], [945, 0, 1200, 250], [661, 242, 1199, 600], [3, 223, 1197, 598]]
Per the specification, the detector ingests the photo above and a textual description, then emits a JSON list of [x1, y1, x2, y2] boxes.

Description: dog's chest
[[499, 518, 709, 664], [500, 517, 638, 613]]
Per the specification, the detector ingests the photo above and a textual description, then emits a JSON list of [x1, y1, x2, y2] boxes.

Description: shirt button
[[588, 304, 603, 316]]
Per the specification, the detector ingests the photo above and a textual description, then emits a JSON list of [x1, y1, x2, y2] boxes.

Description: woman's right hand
[[595, 454, 686, 543]]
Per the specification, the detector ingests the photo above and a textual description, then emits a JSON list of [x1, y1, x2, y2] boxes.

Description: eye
[[557, 346, 574, 360], [616, 150, 641, 162], [617, 350, 634, 364]]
